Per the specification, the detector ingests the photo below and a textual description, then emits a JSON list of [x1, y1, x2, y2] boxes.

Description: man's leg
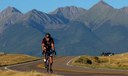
[[44, 53, 48, 68], [43, 47, 47, 68], [43, 53, 46, 62], [49, 56, 53, 73]]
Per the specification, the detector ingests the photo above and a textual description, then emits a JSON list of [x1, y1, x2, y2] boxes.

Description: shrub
[[75, 57, 92, 64], [91, 56, 100, 63]]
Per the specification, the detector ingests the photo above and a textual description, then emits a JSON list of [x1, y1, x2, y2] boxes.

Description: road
[[1, 56, 128, 76]]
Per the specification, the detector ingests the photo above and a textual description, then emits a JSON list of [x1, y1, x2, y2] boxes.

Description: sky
[[0, 0, 128, 13]]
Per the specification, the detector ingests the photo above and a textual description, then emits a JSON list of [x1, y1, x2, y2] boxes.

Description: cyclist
[[42, 33, 56, 71]]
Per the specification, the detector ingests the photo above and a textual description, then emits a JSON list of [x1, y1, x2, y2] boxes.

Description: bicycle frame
[[46, 55, 52, 73], [43, 51, 56, 73]]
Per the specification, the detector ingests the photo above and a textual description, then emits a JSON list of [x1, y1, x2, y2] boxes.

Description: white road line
[[3, 60, 41, 71], [4, 60, 41, 68], [4, 67, 7, 70], [4, 66, 15, 71], [66, 56, 81, 66]]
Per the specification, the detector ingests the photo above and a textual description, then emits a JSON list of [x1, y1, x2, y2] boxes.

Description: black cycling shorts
[[45, 51, 53, 57]]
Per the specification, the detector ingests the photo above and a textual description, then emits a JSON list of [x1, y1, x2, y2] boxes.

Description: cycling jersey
[[42, 37, 54, 51]]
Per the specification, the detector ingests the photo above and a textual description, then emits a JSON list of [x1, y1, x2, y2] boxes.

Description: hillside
[[0, 0, 128, 56], [0, 54, 39, 66], [73, 53, 128, 70], [0, 70, 55, 76]]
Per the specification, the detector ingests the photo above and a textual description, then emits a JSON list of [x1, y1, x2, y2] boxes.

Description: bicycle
[[43, 51, 56, 73]]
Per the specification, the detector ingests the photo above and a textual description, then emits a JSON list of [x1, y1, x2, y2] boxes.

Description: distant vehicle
[[101, 52, 114, 56], [0, 52, 6, 56]]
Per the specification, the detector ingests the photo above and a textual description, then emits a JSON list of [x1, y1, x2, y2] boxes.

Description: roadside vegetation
[[0, 54, 57, 76], [72, 53, 128, 70], [0, 54, 39, 66], [0, 70, 55, 76]]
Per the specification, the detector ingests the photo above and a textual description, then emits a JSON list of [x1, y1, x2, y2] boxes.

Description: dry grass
[[0, 70, 55, 76], [0, 54, 56, 76], [0, 54, 39, 66], [73, 53, 128, 70]]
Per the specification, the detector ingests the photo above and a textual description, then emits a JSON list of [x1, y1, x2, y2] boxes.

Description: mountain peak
[[98, 0, 107, 4], [24, 9, 42, 18], [30, 9, 40, 13], [24, 9, 49, 20], [23, 9, 65, 27], [51, 6, 86, 14], [27, 9, 47, 15], [50, 6, 87, 20], [2, 6, 22, 14], [88, 0, 114, 12], [122, 7, 128, 14], [31, 9, 38, 12], [99, 0, 105, 3], [59, 6, 86, 11], [93, 0, 113, 9]]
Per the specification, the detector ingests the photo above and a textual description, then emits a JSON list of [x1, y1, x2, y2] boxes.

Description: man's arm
[[42, 39, 46, 53], [51, 38, 55, 51], [51, 43, 55, 51], [51, 38, 56, 55]]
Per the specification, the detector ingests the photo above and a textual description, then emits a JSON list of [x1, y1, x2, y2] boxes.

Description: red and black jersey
[[42, 37, 54, 51]]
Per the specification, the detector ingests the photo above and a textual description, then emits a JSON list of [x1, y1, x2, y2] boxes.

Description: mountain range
[[0, 1, 128, 56]]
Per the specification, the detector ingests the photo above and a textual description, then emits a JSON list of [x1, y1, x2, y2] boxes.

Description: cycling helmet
[[45, 33, 51, 38]]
